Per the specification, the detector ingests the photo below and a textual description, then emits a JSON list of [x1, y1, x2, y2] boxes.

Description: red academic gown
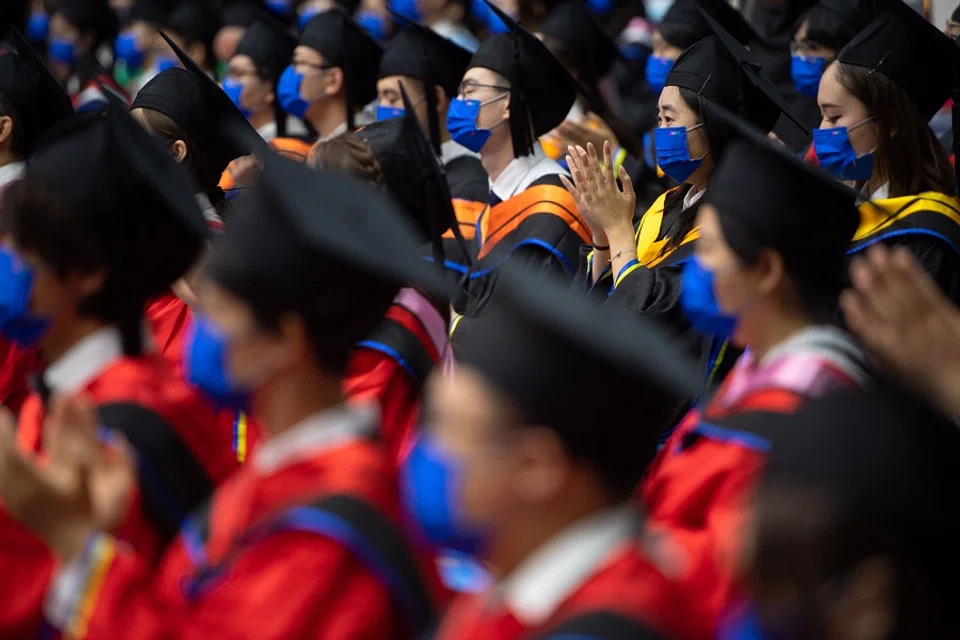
[[344, 288, 449, 469], [0, 352, 241, 639], [45, 407, 444, 640], [641, 330, 867, 635]]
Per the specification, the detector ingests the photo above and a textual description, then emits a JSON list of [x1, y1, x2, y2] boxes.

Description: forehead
[[294, 45, 325, 64], [817, 62, 852, 104], [658, 85, 687, 110], [428, 365, 515, 428], [378, 74, 419, 91], [463, 66, 505, 86], [229, 54, 258, 72], [795, 19, 809, 40]]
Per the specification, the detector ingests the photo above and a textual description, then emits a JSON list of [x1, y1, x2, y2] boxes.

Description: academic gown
[[450, 144, 590, 348], [433, 507, 697, 640], [641, 326, 869, 636], [440, 141, 489, 271], [0, 328, 241, 639], [42, 405, 445, 640], [344, 288, 451, 470], [845, 190, 960, 306]]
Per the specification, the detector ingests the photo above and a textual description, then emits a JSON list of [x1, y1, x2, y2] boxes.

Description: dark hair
[[801, 7, 865, 52], [833, 62, 955, 198], [661, 87, 732, 252], [658, 22, 703, 51], [136, 108, 225, 205], [307, 132, 386, 186], [4, 175, 146, 353], [0, 92, 26, 160]]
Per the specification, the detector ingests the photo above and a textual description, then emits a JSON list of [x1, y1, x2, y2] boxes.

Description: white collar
[[0, 161, 25, 189], [440, 139, 479, 165], [683, 186, 707, 210], [869, 181, 890, 201], [195, 192, 222, 228], [253, 402, 379, 474], [45, 327, 125, 394], [318, 121, 349, 143], [490, 142, 567, 202], [256, 120, 279, 142], [499, 506, 640, 626]]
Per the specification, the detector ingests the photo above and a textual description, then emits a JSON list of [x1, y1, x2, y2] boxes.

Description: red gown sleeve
[[56, 532, 401, 640], [0, 339, 41, 415]]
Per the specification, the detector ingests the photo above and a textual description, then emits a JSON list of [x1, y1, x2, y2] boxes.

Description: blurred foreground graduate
[[377, 14, 489, 268], [0, 105, 241, 639], [412, 264, 702, 639], [639, 108, 866, 637], [447, 0, 591, 346], [809, 3, 960, 306], [277, 7, 382, 140], [0, 28, 73, 416], [17, 155, 452, 640], [726, 388, 960, 639]]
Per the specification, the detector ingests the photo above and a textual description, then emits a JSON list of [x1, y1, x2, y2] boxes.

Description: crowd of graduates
[[0, 0, 960, 637]]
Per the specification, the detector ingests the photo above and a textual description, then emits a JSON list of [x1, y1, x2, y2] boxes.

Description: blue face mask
[[222, 78, 252, 118], [389, 0, 422, 22], [184, 316, 250, 411], [0, 248, 51, 347], [115, 32, 145, 72], [472, 0, 510, 34], [645, 56, 673, 94], [400, 434, 490, 555], [156, 57, 179, 73], [655, 124, 707, 184], [356, 10, 389, 41], [812, 117, 875, 182], [277, 65, 311, 118], [587, 0, 614, 14], [376, 105, 404, 121], [48, 38, 77, 65], [266, 0, 293, 16], [26, 12, 49, 44], [446, 94, 506, 153], [298, 8, 320, 31], [680, 256, 737, 338], [790, 54, 826, 98]]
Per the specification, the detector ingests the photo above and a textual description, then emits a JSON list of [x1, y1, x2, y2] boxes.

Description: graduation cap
[[664, 8, 808, 135], [128, 0, 178, 25], [222, 0, 261, 28], [131, 30, 268, 189], [456, 262, 702, 488], [538, 0, 620, 85], [706, 105, 858, 295], [357, 83, 466, 267], [758, 386, 960, 632], [953, 2, 960, 23], [468, 0, 583, 157], [0, 27, 74, 156], [25, 104, 207, 352], [659, 0, 758, 50], [299, 7, 383, 130], [54, 0, 118, 45], [235, 18, 297, 83], [380, 12, 472, 154], [165, 1, 221, 51]]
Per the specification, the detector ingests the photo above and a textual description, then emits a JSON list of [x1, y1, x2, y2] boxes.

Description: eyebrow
[[819, 102, 841, 110], [660, 103, 677, 113]]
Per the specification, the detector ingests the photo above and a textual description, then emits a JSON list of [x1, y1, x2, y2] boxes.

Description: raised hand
[[564, 141, 636, 241], [841, 244, 960, 416]]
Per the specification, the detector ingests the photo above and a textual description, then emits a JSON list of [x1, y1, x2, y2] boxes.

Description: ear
[[265, 88, 275, 107], [74, 268, 108, 298], [187, 43, 207, 69], [170, 139, 188, 163], [325, 67, 345, 98], [0, 116, 14, 150], [276, 311, 312, 367], [512, 427, 571, 504], [841, 555, 894, 640], [754, 248, 785, 298]]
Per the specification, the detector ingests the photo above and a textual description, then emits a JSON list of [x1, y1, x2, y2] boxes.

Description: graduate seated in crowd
[[112, 0, 172, 93], [447, 0, 590, 348], [0, 153, 451, 640], [0, 27, 73, 415], [278, 7, 382, 140], [377, 14, 489, 268], [160, 2, 220, 79], [46, 0, 117, 92], [810, 2, 960, 306], [0, 104, 240, 639], [728, 387, 960, 639], [416, 263, 702, 640], [640, 107, 867, 636]]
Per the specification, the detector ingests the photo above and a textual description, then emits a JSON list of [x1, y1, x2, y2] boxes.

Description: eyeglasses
[[293, 61, 336, 74], [458, 79, 511, 99]]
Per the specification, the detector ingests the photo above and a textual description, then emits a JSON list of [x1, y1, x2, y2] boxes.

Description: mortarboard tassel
[[507, 29, 534, 157]]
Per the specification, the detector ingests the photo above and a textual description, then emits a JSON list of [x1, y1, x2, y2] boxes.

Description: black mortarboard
[[468, 0, 582, 157], [235, 18, 297, 83], [659, 0, 758, 49], [131, 31, 268, 189], [758, 386, 960, 632], [664, 9, 807, 134], [222, 0, 260, 28], [55, 0, 118, 44], [837, 2, 960, 122], [706, 106, 857, 295], [165, 1, 221, 50], [380, 12, 472, 153], [25, 105, 207, 352], [456, 263, 701, 489], [357, 83, 460, 267], [0, 28, 73, 155], [299, 8, 383, 130], [128, 0, 177, 25], [953, 2, 960, 23], [538, 0, 619, 85]]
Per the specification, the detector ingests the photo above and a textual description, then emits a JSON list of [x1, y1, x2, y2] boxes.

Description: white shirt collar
[[490, 141, 567, 202], [319, 121, 349, 143], [45, 327, 125, 394], [253, 402, 379, 474], [870, 181, 890, 201], [440, 139, 479, 165], [683, 186, 707, 210], [256, 120, 279, 142], [195, 192, 222, 228], [0, 161, 25, 190], [499, 506, 640, 626]]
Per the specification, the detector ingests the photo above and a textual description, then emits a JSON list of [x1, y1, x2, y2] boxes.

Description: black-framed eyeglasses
[[458, 79, 511, 98], [293, 61, 336, 74]]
